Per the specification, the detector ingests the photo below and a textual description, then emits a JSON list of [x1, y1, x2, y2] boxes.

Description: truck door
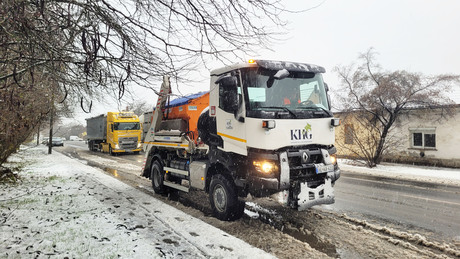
[[215, 74, 247, 156]]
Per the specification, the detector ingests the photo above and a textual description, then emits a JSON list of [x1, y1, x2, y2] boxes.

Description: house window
[[410, 128, 436, 149], [344, 124, 354, 145]]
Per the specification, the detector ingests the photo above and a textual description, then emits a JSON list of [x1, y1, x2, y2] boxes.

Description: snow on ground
[[0, 146, 274, 258], [339, 159, 460, 186]]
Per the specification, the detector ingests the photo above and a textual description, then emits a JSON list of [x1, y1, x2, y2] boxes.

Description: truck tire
[[151, 160, 167, 194], [209, 174, 245, 221], [109, 145, 114, 156]]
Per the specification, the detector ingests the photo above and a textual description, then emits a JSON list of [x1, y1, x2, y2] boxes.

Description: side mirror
[[223, 88, 239, 112], [267, 69, 290, 88], [216, 75, 237, 88], [217, 75, 239, 112], [274, 69, 289, 79], [226, 91, 238, 112]]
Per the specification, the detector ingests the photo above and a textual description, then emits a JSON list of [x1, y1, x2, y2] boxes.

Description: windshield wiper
[[298, 106, 332, 116], [263, 106, 297, 118]]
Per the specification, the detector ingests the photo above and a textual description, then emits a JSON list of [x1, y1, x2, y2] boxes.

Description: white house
[[335, 105, 460, 168]]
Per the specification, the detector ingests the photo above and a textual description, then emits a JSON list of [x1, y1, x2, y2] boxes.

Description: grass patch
[[48, 175, 60, 182], [0, 197, 40, 208]]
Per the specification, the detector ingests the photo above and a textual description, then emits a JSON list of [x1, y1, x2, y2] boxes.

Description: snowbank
[[339, 159, 460, 186], [0, 146, 274, 258]]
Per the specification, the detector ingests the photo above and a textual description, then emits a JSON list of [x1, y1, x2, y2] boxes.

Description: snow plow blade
[[297, 178, 335, 211]]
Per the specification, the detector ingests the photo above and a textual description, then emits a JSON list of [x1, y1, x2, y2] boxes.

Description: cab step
[[163, 180, 189, 192]]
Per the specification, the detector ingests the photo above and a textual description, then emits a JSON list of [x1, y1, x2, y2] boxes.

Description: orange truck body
[[153, 91, 209, 142]]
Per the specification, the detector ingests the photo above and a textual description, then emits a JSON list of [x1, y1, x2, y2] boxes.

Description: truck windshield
[[114, 122, 140, 131], [241, 67, 331, 119]]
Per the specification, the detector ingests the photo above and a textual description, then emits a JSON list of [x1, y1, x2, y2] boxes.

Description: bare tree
[[123, 100, 150, 116], [0, 72, 56, 166], [334, 49, 460, 167], [1, 0, 289, 104], [0, 0, 291, 167]]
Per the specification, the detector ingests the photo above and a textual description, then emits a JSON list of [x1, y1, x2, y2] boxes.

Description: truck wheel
[[151, 160, 167, 194], [109, 145, 114, 156], [209, 174, 245, 221]]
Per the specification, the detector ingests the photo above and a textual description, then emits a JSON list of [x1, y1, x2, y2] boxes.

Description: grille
[[287, 148, 324, 180], [119, 137, 138, 150]]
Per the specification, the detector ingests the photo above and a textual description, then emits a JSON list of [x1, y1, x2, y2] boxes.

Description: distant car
[[69, 136, 83, 141], [48, 137, 64, 147]]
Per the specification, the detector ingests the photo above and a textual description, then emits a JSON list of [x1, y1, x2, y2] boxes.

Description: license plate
[[315, 164, 334, 174]]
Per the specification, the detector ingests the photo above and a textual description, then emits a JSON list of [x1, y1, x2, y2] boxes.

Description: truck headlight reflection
[[253, 160, 277, 174]]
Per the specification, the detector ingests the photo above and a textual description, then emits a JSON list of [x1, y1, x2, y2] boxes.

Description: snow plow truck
[[141, 59, 341, 221]]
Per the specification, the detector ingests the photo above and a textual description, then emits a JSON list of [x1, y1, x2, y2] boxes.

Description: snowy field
[[0, 146, 273, 258]]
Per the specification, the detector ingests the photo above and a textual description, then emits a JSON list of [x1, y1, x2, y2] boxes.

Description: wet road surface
[[329, 172, 460, 241], [57, 141, 460, 247]]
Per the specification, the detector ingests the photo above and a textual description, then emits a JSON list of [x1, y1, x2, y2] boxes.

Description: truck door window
[[218, 75, 240, 113]]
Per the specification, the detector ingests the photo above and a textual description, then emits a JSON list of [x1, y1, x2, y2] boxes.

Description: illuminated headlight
[[115, 144, 120, 149], [330, 153, 337, 165], [137, 142, 142, 148], [253, 160, 278, 174]]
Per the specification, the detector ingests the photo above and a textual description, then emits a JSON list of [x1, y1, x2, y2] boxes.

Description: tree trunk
[[372, 114, 396, 166], [48, 92, 55, 155], [48, 111, 53, 154], [36, 124, 40, 146]]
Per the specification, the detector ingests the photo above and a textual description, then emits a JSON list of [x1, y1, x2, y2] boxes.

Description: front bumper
[[246, 148, 340, 209]]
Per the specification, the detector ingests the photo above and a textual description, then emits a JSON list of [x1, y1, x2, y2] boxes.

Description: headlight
[[137, 142, 142, 148], [330, 153, 337, 165], [253, 160, 278, 174], [115, 144, 120, 149]]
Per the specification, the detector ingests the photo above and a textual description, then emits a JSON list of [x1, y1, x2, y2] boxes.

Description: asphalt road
[[58, 141, 460, 242], [329, 171, 460, 241]]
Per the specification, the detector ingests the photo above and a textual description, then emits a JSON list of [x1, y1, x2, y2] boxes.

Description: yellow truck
[[86, 112, 142, 155]]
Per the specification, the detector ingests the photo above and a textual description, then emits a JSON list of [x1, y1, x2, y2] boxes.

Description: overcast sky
[[66, 0, 460, 125]]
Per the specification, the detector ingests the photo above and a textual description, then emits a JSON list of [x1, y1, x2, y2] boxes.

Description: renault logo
[[302, 152, 309, 163]]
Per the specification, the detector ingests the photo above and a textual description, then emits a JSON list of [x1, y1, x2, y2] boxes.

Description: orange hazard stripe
[[217, 132, 247, 143]]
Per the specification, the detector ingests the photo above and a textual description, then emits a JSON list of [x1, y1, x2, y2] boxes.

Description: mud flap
[[297, 178, 335, 211]]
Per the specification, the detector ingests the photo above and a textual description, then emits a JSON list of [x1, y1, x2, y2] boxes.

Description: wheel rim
[[153, 167, 161, 187], [213, 184, 227, 213]]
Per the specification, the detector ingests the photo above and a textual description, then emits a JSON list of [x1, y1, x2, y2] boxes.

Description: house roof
[[334, 103, 460, 115]]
